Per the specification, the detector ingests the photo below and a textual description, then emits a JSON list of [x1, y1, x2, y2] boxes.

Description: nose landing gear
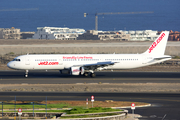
[[25, 70, 28, 78]]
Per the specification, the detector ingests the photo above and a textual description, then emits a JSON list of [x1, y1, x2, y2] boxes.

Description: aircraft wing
[[73, 61, 117, 70]]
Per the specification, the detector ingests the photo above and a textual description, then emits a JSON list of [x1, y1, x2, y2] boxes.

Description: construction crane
[[84, 11, 153, 31]]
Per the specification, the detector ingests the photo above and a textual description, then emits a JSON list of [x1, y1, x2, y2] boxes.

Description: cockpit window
[[13, 59, 21, 61]]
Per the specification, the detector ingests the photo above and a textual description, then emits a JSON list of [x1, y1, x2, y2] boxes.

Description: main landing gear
[[25, 70, 28, 78], [83, 72, 89, 77], [83, 72, 96, 78], [90, 73, 96, 78]]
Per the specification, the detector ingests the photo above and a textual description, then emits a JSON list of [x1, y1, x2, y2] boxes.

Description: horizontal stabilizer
[[153, 56, 172, 61], [147, 56, 172, 63]]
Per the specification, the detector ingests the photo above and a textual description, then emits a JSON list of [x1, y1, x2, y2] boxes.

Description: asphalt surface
[[0, 92, 179, 120], [0, 70, 180, 84], [0, 71, 180, 120]]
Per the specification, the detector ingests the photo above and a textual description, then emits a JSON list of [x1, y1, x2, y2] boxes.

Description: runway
[[0, 71, 180, 119], [0, 70, 180, 84], [0, 92, 179, 120]]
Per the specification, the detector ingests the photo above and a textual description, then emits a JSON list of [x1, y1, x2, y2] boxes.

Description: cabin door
[[25, 56, 30, 65]]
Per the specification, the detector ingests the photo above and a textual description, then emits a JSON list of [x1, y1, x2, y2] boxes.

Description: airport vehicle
[[7, 31, 171, 77]]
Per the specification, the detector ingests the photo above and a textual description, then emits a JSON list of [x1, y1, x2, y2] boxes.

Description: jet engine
[[60, 67, 85, 76], [70, 67, 85, 75], [70, 67, 80, 75], [79, 67, 85, 75]]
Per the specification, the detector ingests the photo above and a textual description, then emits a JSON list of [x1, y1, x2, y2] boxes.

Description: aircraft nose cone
[[7, 62, 14, 69]]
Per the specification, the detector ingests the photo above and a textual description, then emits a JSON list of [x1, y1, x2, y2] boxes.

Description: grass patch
[[173, 56, 180, 59], [6, 110, 65, 113], [64, 107, 122, 114], [5, 107, 122, 114], [61, 113, 119, 118], [2, 103, 71, 109], [1, 100, 148, 110]]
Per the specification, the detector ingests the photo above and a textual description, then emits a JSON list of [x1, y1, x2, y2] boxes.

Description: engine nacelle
[[70, 67, 85, 76], [70, 67, 80, 75], [79, 67, 85, 75], [60, 67, 85, 76]]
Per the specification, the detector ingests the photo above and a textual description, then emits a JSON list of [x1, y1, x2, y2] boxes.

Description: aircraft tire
[[90, 73, 96, 78], [83, 72, 89, 77]]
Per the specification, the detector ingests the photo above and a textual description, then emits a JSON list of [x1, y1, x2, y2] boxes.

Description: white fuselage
[[7, 31, 172, 77], [7, 54, 171, 70]]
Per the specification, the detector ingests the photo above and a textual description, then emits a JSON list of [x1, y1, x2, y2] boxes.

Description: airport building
[[0, 27, 21, 39], [77, 30, 130, 41], [32, 27, 85, 40], [77, 30, 159, 41], [124, 30, 159, 41], [21, 32, 35, 39]]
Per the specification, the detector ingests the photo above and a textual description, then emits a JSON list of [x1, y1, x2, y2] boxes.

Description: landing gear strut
[[25, 70, 28, 78]]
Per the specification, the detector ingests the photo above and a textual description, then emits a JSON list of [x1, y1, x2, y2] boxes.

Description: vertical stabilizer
[[143, 31, 169, 55]]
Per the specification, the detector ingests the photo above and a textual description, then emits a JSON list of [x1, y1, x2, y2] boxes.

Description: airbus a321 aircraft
[[7, 31, 171, 78]]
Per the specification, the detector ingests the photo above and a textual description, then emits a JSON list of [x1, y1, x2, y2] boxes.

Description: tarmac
[[1, 92, 179, 119], [125, 114, 142, 120]]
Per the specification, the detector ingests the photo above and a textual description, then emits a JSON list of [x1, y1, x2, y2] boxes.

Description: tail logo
[[149, 33, 165, 53]]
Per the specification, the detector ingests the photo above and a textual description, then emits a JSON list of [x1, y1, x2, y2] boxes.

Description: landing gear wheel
[[25, 74, 28, 78], [83, 72, 89, 77], [90, 73, 96, 78], [25, 70, 29, 78]]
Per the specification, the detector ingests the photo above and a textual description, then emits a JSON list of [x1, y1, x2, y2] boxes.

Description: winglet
[[143, 31, 169, 55]]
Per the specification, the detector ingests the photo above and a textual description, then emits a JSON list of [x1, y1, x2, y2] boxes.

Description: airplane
[[7, 31, 171, 78]]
